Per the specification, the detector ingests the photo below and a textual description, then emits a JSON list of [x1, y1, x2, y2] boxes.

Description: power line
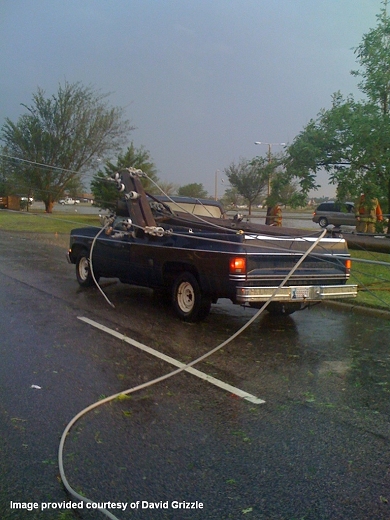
[[0, 153, 83, 176]]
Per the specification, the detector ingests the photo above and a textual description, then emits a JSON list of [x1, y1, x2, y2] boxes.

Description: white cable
[[145, 174, 324, 239], [0, 153, 82, 175], [89, 221, 116, 308], [58, 229, 326, 520], [1, 164, 349, 514], [146, 176, 257, 233]]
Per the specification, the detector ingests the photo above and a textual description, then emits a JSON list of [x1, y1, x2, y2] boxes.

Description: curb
[[322, 299, 390, 319]]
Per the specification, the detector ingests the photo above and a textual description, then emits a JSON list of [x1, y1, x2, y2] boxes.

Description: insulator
[[127, 167, 146, 177], [121, 218, 133, 230], [144, 226, 165, 237], [112, 232, 125, 239], [125, 191, 140, 200]]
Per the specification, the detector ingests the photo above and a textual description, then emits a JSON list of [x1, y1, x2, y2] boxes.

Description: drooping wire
[[89, 220, 116, 308], [4, 158, 388, 303], [145, 173, 325, 239], [58, 229, 327, 520]]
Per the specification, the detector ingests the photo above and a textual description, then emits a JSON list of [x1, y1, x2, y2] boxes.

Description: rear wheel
[[172, 272, 211, 322], [318, 216, 328, 228], [76, 251, 96, 287]]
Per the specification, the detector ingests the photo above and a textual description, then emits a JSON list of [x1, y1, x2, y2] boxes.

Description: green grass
[[349, 250, 390, 310], [0, 210, 100, 234]]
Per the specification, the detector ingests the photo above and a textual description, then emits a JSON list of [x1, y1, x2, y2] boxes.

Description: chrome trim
[[236, 284, 358, 303]]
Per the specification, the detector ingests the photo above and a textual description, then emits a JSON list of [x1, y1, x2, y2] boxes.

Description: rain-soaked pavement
[[0, 230, 390, 520]]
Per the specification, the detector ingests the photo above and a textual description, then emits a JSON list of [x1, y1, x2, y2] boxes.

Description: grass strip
[[0, 210, 100, 234], [349, 250, 390, 310]]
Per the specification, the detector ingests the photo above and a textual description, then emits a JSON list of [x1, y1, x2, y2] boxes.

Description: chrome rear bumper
[[236, 284, 358, 303]]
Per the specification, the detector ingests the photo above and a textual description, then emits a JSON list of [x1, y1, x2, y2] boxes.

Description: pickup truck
[[67, 169, 357, 321], [59, 197, 80, 205]]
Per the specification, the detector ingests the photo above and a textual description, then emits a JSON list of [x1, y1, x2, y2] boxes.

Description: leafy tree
[[156, 181, 179, 196], [177, 183, 208, 198], [91, 142, 159, 210], [269, 170, 307, 208], [0, 148, 13, 195], [220, 186, 244, 209], [0, 81, 132, 212], [64, 176, 86, 199], [224, 157, 271, 214], [285, 5, 390, 213]]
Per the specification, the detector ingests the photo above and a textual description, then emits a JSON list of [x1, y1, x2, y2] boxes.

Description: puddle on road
[[318, 360, 351, 375]]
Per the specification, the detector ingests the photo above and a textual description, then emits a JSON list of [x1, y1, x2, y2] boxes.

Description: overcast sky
[[0, 0, 380, 197]]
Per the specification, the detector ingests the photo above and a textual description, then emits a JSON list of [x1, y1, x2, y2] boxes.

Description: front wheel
[[172, 272, 211, 322], [76, 251, 96, 287]]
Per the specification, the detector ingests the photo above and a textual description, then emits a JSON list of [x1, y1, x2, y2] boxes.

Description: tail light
[[229, 256, 246, 274]]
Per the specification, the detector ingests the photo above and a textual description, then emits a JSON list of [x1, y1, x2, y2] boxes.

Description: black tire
[[266, 302, 301, 316], [172, 272, 211, 322], [318, 216, 328, 228], [75, 251, 96, 287]]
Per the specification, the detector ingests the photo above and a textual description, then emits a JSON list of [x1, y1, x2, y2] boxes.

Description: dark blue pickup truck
[[67, 169, 357, 321]]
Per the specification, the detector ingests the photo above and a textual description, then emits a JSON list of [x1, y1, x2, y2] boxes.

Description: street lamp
[[254, 141, 285, 196]]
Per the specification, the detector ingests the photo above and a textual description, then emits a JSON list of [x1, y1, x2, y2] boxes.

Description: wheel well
[[70, 244, 89, 263], [162, 262, 199, 287]]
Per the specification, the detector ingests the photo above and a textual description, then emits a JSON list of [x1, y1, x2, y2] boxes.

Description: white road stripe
[[78, 316, 265, 404]]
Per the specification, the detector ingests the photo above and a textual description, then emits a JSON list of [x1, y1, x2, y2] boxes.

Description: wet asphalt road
[[1, 230, 390, 520]]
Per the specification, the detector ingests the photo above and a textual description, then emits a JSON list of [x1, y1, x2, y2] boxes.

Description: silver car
[[312, 201, 356, 228]]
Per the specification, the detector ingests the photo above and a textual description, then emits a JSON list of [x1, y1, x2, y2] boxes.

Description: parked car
[[20, 196, 33, 204], [312, 201, 356, 228], [19, 197, 33, 210], [59, 197, 80, 205]]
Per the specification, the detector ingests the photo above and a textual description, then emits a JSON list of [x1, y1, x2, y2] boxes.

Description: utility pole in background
[[254, 141, 285, 196]]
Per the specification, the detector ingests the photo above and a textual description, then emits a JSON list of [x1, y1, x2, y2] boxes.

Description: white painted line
[[78, 316, 265, 404]]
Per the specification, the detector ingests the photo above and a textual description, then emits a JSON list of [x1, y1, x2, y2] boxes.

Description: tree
[[0, 148, 13, 195], [156, 181, 179, 196], [224, 157, 271, 214], [269, 171, 307, 208], [0, 81, 132, 212], [91, 142, 159, 210], [220, 186, 244, 209], [285, 5, 390, 213], [177, 183, 208, 198]]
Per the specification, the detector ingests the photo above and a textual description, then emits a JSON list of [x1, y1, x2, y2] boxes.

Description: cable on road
[[58, 229, 327, 520]]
